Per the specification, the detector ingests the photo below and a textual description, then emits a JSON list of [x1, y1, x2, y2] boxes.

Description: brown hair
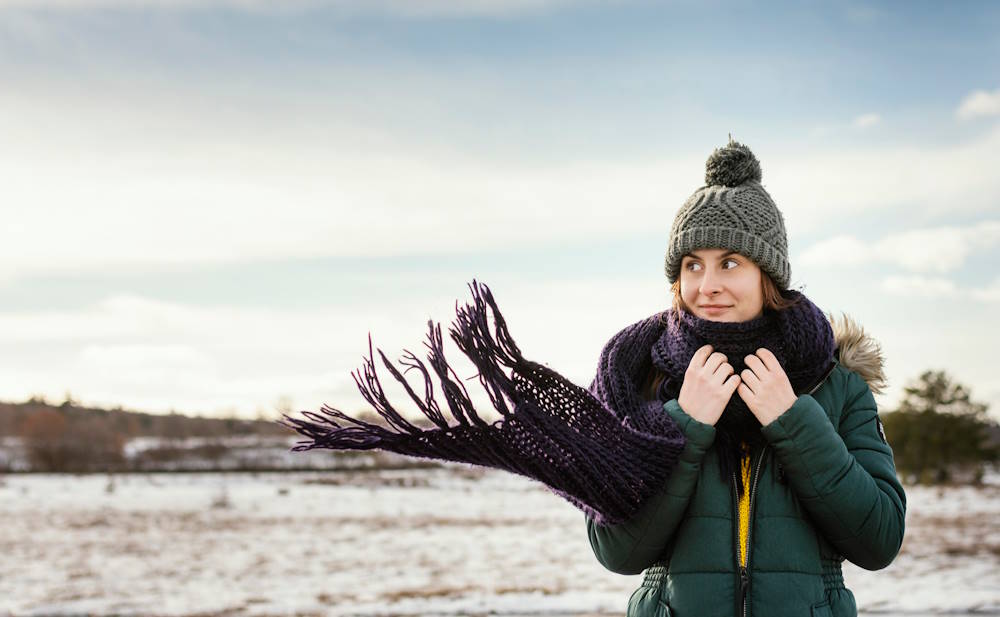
[[643, 268, 798, 400]]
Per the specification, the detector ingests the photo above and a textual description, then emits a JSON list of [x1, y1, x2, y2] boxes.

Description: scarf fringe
[[280, 281, 522, 447], [281, 280, 686, 526]]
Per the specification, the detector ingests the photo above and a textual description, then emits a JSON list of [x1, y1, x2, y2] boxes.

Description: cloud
[[798, 221, 1000, 273], [810, 111, 881, 136], [0, 276, 663, 416], [0, 293, 386, 414], [796, 235, 869, 267], [881, 275, 957, 297], [881, 274, 1000, 302], [79, 343, 213, 373], [853, 113, 881, 129], [956, 88, 1000, 120], [771, 125, 1000, 232], [972, 277, 1000, 303], [0, 82, 697, 281], [2, 77, 1000, 282]]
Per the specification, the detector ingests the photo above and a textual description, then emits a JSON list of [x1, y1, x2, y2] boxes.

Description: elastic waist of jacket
[[640, 562, 669, 588], [821, 556, 845, 590], [639, 559, 846, 591]]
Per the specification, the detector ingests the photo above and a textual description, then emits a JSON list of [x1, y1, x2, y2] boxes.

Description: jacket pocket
[[811, 599, 833, 617]]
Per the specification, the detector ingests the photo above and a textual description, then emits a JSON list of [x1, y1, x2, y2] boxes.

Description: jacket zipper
[[807, 362, 837, 395], [731, 362, 829, 615], [734, 445, 768, 617]]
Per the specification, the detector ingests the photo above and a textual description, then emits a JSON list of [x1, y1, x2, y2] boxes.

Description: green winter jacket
[[586, 316, 907, 617]]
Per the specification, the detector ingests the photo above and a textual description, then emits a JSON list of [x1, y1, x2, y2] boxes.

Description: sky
[[1, 0, 999, 422]]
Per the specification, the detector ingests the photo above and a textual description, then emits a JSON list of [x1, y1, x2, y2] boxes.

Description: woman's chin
[[697, 308, 738, 322], [706, 316, 740, 323]]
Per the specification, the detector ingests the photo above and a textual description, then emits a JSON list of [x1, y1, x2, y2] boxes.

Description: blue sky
[[1, 0, 998, 420]]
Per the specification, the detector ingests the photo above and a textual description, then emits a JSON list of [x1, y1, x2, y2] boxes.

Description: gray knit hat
[[664, 139, 790, 289]]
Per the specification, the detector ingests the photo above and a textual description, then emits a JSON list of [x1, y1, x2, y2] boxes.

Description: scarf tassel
[[282, 280, 687, 526]]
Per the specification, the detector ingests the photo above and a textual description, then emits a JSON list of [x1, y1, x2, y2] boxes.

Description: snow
[[0, 467, 996, 616]]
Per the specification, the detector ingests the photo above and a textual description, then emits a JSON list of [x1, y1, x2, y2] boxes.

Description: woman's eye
[[685, 262, 702, 271], [723, 259, 738, 269]]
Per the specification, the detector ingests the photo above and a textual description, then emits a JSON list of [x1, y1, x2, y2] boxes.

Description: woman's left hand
[[736, 348, 799, 426]]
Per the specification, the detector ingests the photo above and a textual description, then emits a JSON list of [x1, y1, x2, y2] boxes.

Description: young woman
[[585, 141, 906, 617], [284, 140, 905, 617]]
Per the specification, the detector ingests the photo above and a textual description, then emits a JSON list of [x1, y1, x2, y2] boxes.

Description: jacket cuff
[[759, 394, 840, 494], [664, 400, 716, 461], [760, 394, 829, 443]]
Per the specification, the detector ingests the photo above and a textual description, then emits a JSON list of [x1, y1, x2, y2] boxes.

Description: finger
[[744, 353, 768, 377], [705, 352, 728, 374], [714, 362, 735, 384], [740, 368, 760, 391], [724, 374, 741, 393], [756, 348, 782, 372], [736, 381, 753, 402], [691, 344, 714, 368]]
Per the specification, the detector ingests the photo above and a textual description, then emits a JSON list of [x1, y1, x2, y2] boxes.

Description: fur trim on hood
[[828, 313, 887, 395]]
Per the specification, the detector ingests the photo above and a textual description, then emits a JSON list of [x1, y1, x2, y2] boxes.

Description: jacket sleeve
[[585, 399, 716, 575], [760, 370, 907, 570]]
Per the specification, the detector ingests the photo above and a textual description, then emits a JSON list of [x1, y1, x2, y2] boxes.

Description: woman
[[586, 140, 906, 617], [283, 140, 905, 617]]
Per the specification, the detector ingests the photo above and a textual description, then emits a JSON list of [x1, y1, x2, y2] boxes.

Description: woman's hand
[[736, 348, 798, 426], [677, 344, 740, 426]]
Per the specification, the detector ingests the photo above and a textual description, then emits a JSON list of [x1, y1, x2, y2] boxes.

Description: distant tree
[[21, 409, 72, 471], [21, 408, 125, 472], [2, 395, 311, 471], [162, 411, 189, 441], [60, 391, 77, 408], [881, 370, 999, 484]]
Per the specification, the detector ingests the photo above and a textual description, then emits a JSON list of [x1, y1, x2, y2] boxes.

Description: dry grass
[[380, 585, 478, 602]]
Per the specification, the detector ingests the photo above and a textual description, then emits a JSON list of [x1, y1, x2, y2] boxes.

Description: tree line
[[0, 398, 289, 472], [1, 371, 997, 482], [880, 370, 999, 484]]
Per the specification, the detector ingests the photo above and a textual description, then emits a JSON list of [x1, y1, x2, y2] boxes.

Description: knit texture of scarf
[[282, 281, 834, 525], [283, 281, 686, 526], [650, 294, 837, 495]]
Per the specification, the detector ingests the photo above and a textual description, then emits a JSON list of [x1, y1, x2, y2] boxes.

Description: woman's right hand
[[677, 344, 740, 426]]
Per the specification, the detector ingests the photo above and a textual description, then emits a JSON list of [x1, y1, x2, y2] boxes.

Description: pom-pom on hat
[[664, 137, 790, 289]]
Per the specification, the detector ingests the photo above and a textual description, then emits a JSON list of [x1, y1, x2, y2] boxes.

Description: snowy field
[[0, 467, 997, 617]]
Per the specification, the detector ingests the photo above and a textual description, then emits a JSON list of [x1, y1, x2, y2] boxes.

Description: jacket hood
[[828, 313, 887, 395]]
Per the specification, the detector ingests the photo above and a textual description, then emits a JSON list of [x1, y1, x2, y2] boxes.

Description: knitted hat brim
[[664, 226, 791, 290]]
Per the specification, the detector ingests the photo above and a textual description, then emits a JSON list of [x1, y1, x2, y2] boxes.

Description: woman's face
[[679, 248, 765, 322]]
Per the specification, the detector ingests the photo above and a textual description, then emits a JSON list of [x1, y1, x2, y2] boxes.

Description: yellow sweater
[[737, 443, 752, 567]]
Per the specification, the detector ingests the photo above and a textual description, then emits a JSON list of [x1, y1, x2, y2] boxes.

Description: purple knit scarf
[[651, 291, 837, 493], [282, 281, 834, 524], [283, 281, 687, 526]]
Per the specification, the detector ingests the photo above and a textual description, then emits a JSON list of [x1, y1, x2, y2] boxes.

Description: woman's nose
[[699, 269, 723, 296]]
